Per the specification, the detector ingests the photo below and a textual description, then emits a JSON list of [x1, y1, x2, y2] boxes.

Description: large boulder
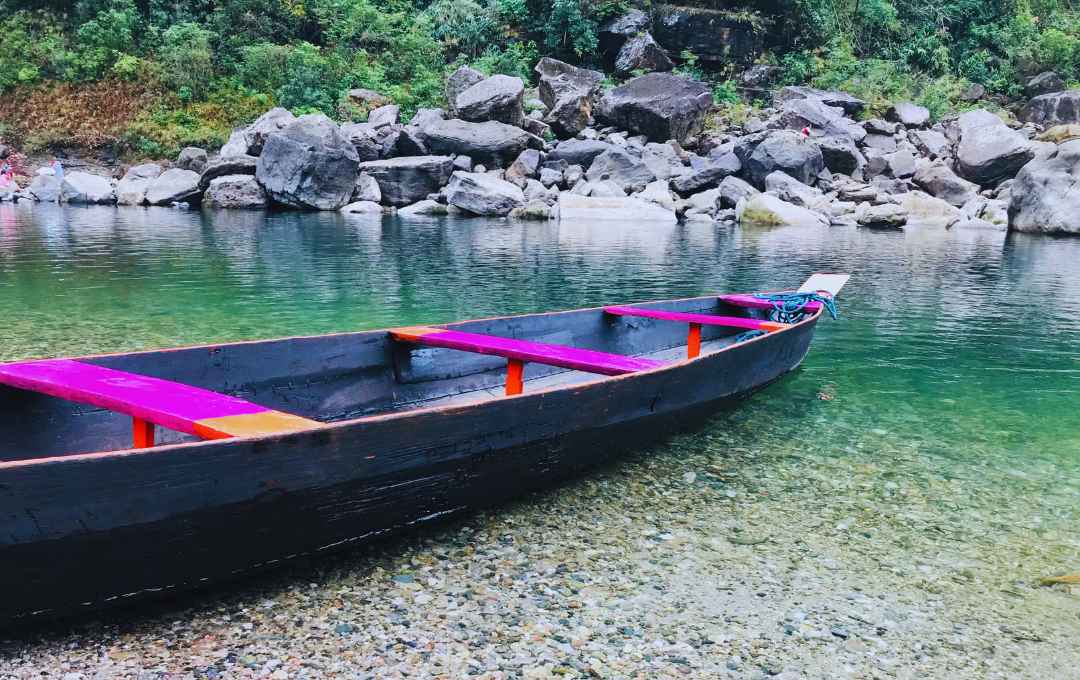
[[718, 175, 759, 208], [955, 110, 1033, 186], [176, 147, 208, 173], [737, 193, 829, 227], [746, 130, 825, 188], [1022, 90, 1080, 127], [203, 175, 268, 209], [256, 114, 360, 210], [28, 174, 61, 202], [535, 58, 603, 109], [585, 148, 656, 192], [380, 126, 428, 158], [60, 172, 115, 204], [774, 87, 865, 116], [548, 139, 614, 167], [912, 161, 979, 207], [887, 102, 930, 128], [641, 142, 687, 180], [856, 203, 907, 229], [340, 122, 382, 162], [899, 191, 960, 227], [456, 75, 525, 127], [614, 32, 674, 75], [556, 193, 676, 224], [816, 135, 865, 176], [1009, 139, 1080, 235], [421, 119, 540, 166], [358, 156, 454, 207], [244, 108, 297, 156], [445, 171, 525, 216], [219, 129, 249, 159], [446, 66, 486, 118], [353, 173, 382, 203], [197, 155, 257, 193], [116, 163, 163, 205], [779, 96, 866, 143], [651, 4, 762, 66], [367, 104, 399, 129], [598, 9, 651, 58], [764, 171, 830, 212], [1026, 72, 1066, 98], [597, 73, 712, 145], [145, 168, 200, 205], [670, 153, 740, 196]]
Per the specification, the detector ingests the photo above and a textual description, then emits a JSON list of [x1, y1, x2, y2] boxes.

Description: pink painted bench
[[0, 359, 320, 447], [391, 327, 665, 396], [604, 306, 790, 359], [719, 294, 823, 312]]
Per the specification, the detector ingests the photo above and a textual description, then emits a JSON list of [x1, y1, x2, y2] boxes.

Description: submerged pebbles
[[2, 406, 1079, 679]]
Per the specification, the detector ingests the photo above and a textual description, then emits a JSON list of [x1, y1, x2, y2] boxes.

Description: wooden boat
[[0, 275, 847, 623]]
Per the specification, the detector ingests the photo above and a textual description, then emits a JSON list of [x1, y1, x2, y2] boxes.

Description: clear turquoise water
[[3, 203, 1080, 670]]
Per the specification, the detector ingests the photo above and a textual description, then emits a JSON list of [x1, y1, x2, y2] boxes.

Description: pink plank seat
[[604, 306, 790, 359], [719, 294, 824, 313], [390, 327, 665, 396], [0, 359, 320, 448]]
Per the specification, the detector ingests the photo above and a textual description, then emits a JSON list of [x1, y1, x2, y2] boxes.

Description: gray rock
[[886, 149, 917, 178], [1023, 89, 1080, 127], [203, 174, 267, 209], [740, 65, 782, 90], [453, 155, 473, 172], [219, 129, 249, 159], [539, 167, 563, 188], [545, 94, 593, 139], [955, 110, 1033, 186], [857, 202, 907, 229], [506, 149, 542, 186], [116, 163, 163, 205], [615, 32, 674, 75], [28, 174, 62, 202], [638, 179, 676, 211], [651, 4, 761, 66], [737, 193, 829, 227], [367, 104, 399, 129], [446, 66, 486, 117], [864, 119, 901, 136], [145, 168, 201, 206], [1009, 139, 1080, 234], [340, 200, 383, 215], [910, 129, 950, 159], [535, 58, 603, 110], [380, 126, 428, 158], [1026, 72, 1066, 98], [598, 9, 650, 57], [421, 119, 540, 166], [176, 147, 208, 173], [557, 193, 675, 223], [456, 75, 525, 127], [358, 156, 455, 207], [781, 99, 866, 145], [641, 143, 686, 181], [197, 155, 257, 193], [764, 171, 830, 211], [961, 196, 1009, 228], [747, 130, 826, 188], [564, 164, 584, 187], [887, 102, 930, 128], [589, 179, 628, 197], [445, 171, 525, 216], [353, 173, 382, 203], [816, 136, 865, 176], [340, 122, 382, 162], [684, 187, 722, 215], [671, 154, 740, 196], [398, 199, 448, 217], [509, 200, 553, 220], [598, 73, 713, 145], [774, 86, 865, 116], [410, 108, 446, 129], [862, 133, 898, 152], [585, 148, 656, 192], [718, 176, 759, 209], [245, 107, 297, 156], [524, 179, 558, 205], [256, 114, 360, 210], [899, 190, 960, 227], [522, 117, 552, 139], [549, 139, 614, 167], [60, 172, 115, 204]]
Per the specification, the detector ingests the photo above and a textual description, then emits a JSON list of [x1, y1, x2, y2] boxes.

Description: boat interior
[[0, 295, 804, 461]]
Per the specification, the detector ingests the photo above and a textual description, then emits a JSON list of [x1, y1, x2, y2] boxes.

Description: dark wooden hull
[[0, 299, 820, 624]]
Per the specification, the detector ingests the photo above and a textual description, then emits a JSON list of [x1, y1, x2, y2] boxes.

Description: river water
[[2, 202, 1079, 677]]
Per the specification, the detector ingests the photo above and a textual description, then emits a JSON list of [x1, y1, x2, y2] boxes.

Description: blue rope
[[753, 292, 840, 322], [732, 329, 767, 344]]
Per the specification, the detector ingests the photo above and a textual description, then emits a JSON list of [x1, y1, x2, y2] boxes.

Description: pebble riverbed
[[2, 407, 1078, 679]]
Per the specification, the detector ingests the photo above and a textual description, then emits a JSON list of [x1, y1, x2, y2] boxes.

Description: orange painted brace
[[687, 323, 702, 359], [132, 417, 155, 448], [505, 358, 525, 396]]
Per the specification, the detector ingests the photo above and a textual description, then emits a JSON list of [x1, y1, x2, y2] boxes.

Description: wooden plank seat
[[391, 327, 665, 396], [0, 358, 320, 447], [604, 306, 790, 359], [719, 294, 823, 312]]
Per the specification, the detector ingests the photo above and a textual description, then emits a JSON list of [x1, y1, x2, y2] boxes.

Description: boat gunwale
[[0, 294, 821, 470]]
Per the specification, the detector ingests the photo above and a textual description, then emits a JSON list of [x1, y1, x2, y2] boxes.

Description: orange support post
[[133, 417, 155, 448], [505, 358, 525, 396], [687, 323, 702, 359]]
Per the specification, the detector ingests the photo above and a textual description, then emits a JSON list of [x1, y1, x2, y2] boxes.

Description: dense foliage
[[0, 0, 1076, 155]]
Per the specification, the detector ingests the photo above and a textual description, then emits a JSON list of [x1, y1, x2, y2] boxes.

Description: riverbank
[[1, 211, 1079, 678]]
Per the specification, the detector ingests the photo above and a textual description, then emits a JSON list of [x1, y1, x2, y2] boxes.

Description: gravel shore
[[3, 400, 1079, 679]]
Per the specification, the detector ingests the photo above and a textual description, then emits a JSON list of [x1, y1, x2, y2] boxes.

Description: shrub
[[0, 11, 70, 91], [72, 0, 140, 80], [158, 22, 216, 101]]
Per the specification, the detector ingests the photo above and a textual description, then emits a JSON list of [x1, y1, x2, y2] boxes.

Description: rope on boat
[[732, 329, 767, 344], [753, 292, 840, 323]]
